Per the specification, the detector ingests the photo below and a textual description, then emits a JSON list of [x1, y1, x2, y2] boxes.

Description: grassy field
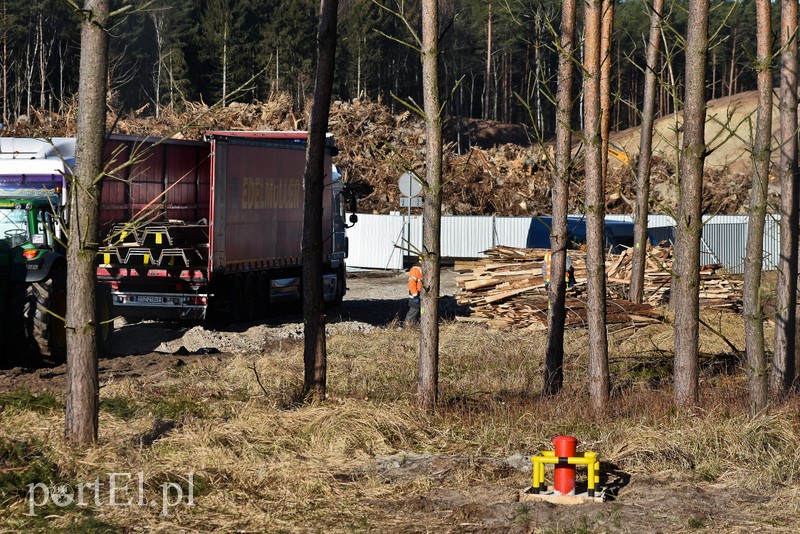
[[1, 310, 799, 532]]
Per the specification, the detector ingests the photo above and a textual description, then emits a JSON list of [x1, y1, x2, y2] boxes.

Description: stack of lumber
[[605, 245, 671, 304], [455, 294, 663, 331], [454, 246, 586, 299], [605, 245, 743, 310], [454, 246, 662, 331], [455, 244, 743, 330]]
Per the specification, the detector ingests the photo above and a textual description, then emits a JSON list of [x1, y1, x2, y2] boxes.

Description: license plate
[[136, 295, 163, 303]]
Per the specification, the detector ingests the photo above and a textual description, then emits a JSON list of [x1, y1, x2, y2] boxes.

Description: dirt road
[[0, 268, 461, 394]]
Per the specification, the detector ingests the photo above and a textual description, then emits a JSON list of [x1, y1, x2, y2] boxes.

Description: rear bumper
[[111, 290, 208, 320]]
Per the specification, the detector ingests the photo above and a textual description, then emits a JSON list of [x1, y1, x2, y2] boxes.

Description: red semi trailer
[[96, 131, 352, 323]]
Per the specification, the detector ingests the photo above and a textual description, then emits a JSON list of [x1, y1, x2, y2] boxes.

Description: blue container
[[526, 215, 660, 253]]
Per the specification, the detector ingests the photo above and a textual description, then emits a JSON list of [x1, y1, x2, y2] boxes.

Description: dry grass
[[1, 312, 799, 532]]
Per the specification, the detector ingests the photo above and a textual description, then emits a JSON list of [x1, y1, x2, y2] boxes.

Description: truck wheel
[[256, 273, 269, 319], [229, 275, 245, 324], [333, 265, 346, 306], [96, 286, 114, 355], [26, 267, 67, 362], [244, 273, 257, 322]]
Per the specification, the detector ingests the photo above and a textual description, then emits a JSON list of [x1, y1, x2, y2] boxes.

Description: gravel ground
[[109, 268, 461, 356]]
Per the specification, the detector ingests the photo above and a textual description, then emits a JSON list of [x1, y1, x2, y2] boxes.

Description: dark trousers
[[404, 298, 420, 325]]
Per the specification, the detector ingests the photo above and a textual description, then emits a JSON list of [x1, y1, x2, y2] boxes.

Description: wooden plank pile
[[604, 245, 743, 309], [455, 245, 742, 330]]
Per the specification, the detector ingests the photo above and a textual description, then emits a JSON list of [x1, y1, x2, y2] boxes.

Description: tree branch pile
[[455, 245, 743, 330], [1, 95, 761, 216]]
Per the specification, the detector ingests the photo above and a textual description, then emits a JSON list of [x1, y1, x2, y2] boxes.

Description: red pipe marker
[[552, 435, 578, 495]]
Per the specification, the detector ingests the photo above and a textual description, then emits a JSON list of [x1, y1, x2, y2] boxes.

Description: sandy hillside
[[612, 89, 775, 175]]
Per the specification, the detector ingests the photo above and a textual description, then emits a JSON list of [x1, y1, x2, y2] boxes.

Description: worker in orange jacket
[[404, 262, 423, 327], [542, 249, 575, 289]]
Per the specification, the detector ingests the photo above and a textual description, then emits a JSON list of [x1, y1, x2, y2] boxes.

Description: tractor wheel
[[2, 282, 30, 364], [26, 267, 67, 362]]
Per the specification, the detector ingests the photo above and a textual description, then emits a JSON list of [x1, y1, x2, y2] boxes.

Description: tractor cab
[[0, 196, 62, 282]]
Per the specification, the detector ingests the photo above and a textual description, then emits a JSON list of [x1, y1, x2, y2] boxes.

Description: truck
[[0, 131, 354, 360], [97, 131, 352, 323]]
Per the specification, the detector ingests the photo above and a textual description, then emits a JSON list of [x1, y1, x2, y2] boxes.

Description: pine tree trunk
[[772, 0, 798, 394], [584, 0, 609, 412], [712, 51, 717, 100], [673, 0, 709, 409], [599, 0, 614, 183], [38, 13, 44, 111], [630, 0, 664, 304], [152, 13, 163, 117], [2, 1, 6, 123], [744, 0, 772, 415], [222, 22, 228, 106], [302, 0, 339, 402], [615, 42, 621, 130], [483, 0, 492, 120], [728, 30, 737, 97], [544, 0, 577, 397], [418, 0, 443, 413], [65, 0, 109, 445]]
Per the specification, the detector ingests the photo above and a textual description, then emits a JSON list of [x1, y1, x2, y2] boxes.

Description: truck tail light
[[22, 249, 38, 260], [185, 296, 208, 306]]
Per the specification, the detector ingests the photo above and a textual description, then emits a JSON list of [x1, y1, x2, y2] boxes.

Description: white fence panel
[[406, 214, 423, 255], [700, 217, 780, 273], [345, 213, 405, 269], [763, 215, 780, 271], [495, 216, 534, 249], [649, 215, 677, 227], [700, 225, 738, 267], [345, 212, 782, 273], [441, 216, 494, 257]]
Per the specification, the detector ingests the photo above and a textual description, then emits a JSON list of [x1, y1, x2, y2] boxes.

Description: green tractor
[[0, 196, 68, 361], [0, 138, 112, 363]]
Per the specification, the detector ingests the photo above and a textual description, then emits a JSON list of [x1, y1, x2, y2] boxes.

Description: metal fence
[[345, 213, 780, 273]]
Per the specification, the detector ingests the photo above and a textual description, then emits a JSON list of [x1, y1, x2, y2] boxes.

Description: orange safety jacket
[[543, 251, 572, 284], [408, 265, 423, 297], [543, 251, 552, 283]]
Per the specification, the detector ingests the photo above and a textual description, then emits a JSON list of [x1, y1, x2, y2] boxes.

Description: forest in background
[[0, 0, 769, 137]]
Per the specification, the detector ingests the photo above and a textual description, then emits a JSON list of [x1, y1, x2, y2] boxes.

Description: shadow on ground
[[0, 276, 470, 370]]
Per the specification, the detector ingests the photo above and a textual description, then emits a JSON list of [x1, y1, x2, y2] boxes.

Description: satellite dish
[[398, 171, 422, 198]]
